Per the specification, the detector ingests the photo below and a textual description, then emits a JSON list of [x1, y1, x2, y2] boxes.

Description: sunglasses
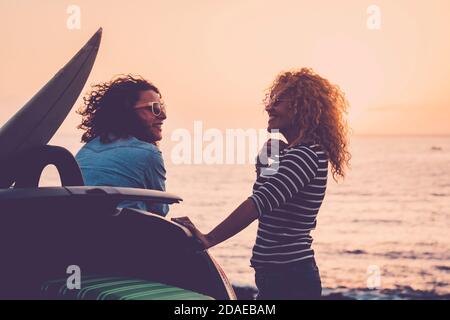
[[264, 97, 291, 110], [134, 101, 166, 117]]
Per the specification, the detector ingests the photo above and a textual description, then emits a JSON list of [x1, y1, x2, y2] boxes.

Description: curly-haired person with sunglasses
[[75, 74, 169, 216], [173, 68, 351, 299]]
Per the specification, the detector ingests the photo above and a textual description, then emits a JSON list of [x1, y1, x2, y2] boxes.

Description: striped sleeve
[[249, 146, 319, 218]]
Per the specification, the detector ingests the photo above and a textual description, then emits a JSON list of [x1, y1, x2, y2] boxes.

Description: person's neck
[[139, 136, 157, 146], [132, 132, 157, 145], [281, 127, 300, 146]]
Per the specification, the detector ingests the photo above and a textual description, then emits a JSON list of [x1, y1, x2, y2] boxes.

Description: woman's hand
[[171, 216, 213, 249]]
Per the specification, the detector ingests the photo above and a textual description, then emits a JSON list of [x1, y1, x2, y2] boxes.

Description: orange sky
[[1, 0, 450, 137]]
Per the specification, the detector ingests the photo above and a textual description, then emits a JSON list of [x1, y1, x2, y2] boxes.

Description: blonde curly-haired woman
[[173, 68, 350, 300]]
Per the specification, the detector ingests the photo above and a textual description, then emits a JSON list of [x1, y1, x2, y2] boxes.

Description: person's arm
[[172, 198, 258, 249], [173, 144, 318, 249], [144, 150, 169, 216]]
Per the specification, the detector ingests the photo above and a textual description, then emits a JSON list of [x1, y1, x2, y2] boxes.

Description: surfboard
[[0, 28, 102, 187]]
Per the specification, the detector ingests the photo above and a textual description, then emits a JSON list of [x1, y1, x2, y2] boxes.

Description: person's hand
[[171, 216, 212, 249], [256, 139, 288, 166]]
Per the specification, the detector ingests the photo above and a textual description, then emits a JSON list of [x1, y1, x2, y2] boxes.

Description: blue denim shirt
[[75, 136, 169, 216]]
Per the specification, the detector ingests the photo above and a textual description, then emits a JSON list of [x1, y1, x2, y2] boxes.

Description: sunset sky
[[1, 0, 450, 138]]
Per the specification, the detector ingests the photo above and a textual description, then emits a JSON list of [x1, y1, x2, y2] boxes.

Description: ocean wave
[[435, 265, 450, 272], [431, 193, 449, 197], [376, 250, 450, 261], [322, 285, 450, 300], [351, 219, 402, 224], [231, 284, 450, 300], [341, 249, 368, 255]]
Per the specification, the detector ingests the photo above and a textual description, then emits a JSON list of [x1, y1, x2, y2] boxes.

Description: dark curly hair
[[265, 68, 351, 181], [77, 74, 160, 143]]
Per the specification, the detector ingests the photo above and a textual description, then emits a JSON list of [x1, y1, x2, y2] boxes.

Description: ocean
[[43, 135, 450, 299]]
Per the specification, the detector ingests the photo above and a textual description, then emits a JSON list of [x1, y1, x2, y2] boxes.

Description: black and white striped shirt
[[249, 143, 328, 267]]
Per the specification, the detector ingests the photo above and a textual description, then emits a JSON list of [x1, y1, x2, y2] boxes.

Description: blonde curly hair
[[265, 68, 351, 180]]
